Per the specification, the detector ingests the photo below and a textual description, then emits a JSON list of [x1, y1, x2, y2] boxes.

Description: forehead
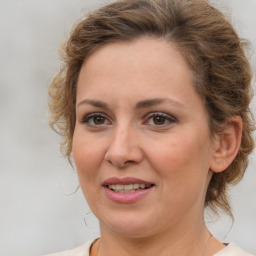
[[77, 37, 195, 94]]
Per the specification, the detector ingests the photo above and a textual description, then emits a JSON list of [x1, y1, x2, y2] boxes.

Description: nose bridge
[[110, 121, 136, 156], [104, 120, 143, 167], [114, 121, 132, 145]]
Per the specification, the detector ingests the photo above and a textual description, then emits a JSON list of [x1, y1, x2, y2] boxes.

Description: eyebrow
[[77, 99, 110, 109], [136, 98, 184, 109], [77, 98, 184, 109]]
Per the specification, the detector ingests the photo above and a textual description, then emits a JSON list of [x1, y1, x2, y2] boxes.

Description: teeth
[[133, 184, 139, 189], [108, 184, 151, 192]]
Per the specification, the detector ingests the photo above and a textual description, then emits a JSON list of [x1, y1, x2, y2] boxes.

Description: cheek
[[146, 131, 212, 181], [147, 133, 212, 213], [72, 132, 106, 209], [72, 131, 104, 182]]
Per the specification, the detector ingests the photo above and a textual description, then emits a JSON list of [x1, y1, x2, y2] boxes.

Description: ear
[[210, 116, 242, 173]]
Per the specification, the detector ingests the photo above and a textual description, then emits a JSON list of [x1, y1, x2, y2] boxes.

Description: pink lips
[[102, 177, 154, 204]]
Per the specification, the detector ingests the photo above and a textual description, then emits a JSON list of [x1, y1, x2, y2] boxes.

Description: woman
[[47, 0, 254, 255]]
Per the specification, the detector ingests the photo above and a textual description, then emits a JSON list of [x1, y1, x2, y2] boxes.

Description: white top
[[45, 239, 254, 256]]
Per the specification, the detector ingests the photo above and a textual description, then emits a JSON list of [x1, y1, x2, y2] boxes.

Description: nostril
[[104, 141, 143, 167]]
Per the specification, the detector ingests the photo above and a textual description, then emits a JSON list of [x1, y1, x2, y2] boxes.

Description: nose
[[104, 124, 143, 168]]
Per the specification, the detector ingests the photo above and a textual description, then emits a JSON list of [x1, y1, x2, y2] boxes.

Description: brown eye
[[143, 112, 176, 127], [82, 112, 111, 127], [153, 116, 166, 125], [93, 116, 105, 125]]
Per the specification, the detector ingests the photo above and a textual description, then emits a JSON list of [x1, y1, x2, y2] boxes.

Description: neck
[[97, 218, 224, 256]]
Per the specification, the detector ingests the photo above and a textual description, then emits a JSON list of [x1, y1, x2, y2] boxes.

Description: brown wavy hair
[[49, 0, 254, 217]]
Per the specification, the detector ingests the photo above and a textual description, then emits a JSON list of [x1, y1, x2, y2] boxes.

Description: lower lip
[[103, 186, 154, 204]]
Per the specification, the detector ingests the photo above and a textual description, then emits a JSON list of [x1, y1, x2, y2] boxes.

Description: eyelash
[[81, 112, 111, 127], [143, 112, 177, 127], [81, 112, 177, 128]]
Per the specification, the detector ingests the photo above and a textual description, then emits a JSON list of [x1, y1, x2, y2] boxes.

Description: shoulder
[[214, 243, 254, 256], [45, 239, 97, 256]]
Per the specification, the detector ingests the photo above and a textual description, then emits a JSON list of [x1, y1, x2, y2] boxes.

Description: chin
[[98, 211, 163, 238], [103, 223, 153, 238]]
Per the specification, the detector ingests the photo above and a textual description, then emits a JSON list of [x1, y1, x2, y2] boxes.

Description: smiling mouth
[[106, 184, 154, 193]]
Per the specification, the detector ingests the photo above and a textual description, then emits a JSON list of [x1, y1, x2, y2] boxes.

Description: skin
[[73, 37, 242, 256]]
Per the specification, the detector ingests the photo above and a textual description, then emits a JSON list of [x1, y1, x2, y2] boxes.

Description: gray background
[[0, 0, 255, 255]]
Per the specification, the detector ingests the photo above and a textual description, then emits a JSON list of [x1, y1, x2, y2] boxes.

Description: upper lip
[[102, 177, 154, 186]]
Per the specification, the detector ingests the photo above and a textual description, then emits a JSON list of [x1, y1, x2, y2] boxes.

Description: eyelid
[[142, 112, 177, 126], [81, 112, 112, 126]]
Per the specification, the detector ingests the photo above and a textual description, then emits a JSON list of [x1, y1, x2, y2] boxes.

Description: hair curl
[[49, 0, 254, 218]]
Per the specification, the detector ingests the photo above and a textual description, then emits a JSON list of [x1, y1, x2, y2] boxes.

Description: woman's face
[[73, 37, 217, 238]]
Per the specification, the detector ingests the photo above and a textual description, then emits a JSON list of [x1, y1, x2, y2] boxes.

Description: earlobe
[[210, 116, 242, 173]]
